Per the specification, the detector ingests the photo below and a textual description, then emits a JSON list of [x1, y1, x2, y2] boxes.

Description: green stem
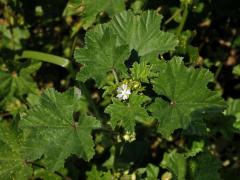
[[214, 63, 223, 81], [29, 161, 65, 178], [165, 9, 181, 25], [71, 36, 102, 120], [95, 125, 118, 135], [112, 69, 119, 84], [78, 82, 102, 120], [70, 35, 78, 59], [177, 4, 188, 35], [18, 50, 70, 68]]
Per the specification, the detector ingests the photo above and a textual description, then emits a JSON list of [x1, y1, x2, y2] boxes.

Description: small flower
[[123, 131, 136, 142], [116, 84, 131, 100]]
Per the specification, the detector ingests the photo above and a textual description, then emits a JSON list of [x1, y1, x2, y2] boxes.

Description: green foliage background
[[0, 0, 240, 179]]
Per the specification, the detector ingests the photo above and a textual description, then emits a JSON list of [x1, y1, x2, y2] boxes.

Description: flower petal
[[117, 87, 123, 93], [125, 89, 131, 95], [116, 94, 123, 99], [122, 94, 128, 100], [122, 84, 128, 90]]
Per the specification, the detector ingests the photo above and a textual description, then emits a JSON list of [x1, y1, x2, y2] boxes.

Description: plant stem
[[165, 9, 181, 25], [18, 50, 70, 68], [71, 36, 102, 120], [214, 63, 223, 81], [112, 69, 119, 84], [177, 4, 188, 36], [70, 35, 78, 60], [78, 82, 102, 120], [29, 161, 65, 178]]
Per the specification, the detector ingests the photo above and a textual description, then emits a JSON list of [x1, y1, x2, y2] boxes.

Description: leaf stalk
[[177, 4, 189, 35], [18, 50, 70, 68], [112, 69, 119, 84]]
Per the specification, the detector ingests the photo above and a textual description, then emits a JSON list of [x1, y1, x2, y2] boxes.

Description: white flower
[[123, 131, 136, 142], [116, 84, 131, 100]]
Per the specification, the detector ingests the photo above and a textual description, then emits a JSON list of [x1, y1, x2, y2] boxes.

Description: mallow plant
[[0, 10, 229, 179]]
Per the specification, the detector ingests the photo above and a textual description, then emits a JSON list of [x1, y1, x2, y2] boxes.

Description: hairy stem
[[78, 82, 102, 120], [177, 4, 188, 35], [112, 69, 119, 84], [70, 35, 78, 60], [18, 50, 70, 68], [214, 63, 223, 81], [28, 161, 65, 178], [165, 9, 181, 25]]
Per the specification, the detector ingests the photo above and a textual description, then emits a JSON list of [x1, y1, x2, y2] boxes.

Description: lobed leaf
[[145, 164, 159, 180], [225, 99, 240, 130], [188, 153, 222, 180], [86, 166, 112, 180], [0, 122, 32, 180], [105, 93, 151, 132], [74, 11, 178, 86], [109, 10, 178, 56], [81, 0, 125, 29], [161, 150, 187, 180], [0, 62, 41, 108], [130, 62, 156, 83], [149, 57, 225, 137], [74, 27, 130, 86], [19, 88, 100, 171], [63, 0, 125, 29]]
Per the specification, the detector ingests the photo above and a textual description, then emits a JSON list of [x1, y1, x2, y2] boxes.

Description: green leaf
[[0, 62, 41, 108], [183, 118, 208, 136], [188, 153, 221, 180], [86, 166, 112, 180], [206, 111, 235, 139], [225, 99, 240, 116], [130, 62, 156, 82], [62, 0, 82, 16], [187, 46, 199, 63], [74, 27, 130, 86], [0, 122, 32, 180], [63, 0, 125, 29], [225, 99, 240, 130], [232, 36, 240, 48], [186, 141, 204, 157], [0, 25, 30, 50], [19, 88, 100, 171], [145, 164, 159, 180], [161, 151, 186, 180], [114, 141, 148, 170], [149, 57, 225, 137], [81, 0, 125, 29], [105, 93, 151, 132], [74, 11, 178, 86], [233, 64, 240, 76], [33, 168, 62, 180], [109, 10, 178, 56]]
